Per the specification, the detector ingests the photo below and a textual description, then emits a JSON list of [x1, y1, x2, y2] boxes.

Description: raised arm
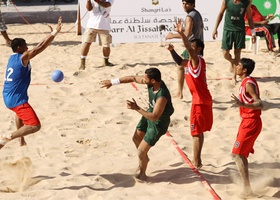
[[173, 18, 198, 66], [21, 17, 62, 66]]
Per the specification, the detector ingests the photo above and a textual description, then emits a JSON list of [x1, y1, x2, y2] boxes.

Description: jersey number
[[5, 68, 13, 82]]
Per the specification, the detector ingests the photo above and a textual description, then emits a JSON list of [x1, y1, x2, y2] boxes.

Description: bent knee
[[137, 149, 147, 159], [30, 124, 41, 133]]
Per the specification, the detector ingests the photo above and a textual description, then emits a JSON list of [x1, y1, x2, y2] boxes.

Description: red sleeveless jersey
[[185, 56, 212, 105], [239, 76, 261, 118]]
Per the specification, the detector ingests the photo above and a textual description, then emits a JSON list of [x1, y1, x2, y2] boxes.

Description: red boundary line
[[208, 76, 277, 81], [130, 82, 221, 200], [165, 131, 221, 200]]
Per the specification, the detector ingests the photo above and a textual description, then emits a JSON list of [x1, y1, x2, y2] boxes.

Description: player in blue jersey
[[0, 17, 63, 149]]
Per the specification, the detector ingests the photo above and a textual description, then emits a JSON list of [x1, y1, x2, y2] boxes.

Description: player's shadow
[[148, 162, 234, 185], [255, 76, 280, 83], [263, 99, 280, 110], [27, 41, 81, 47], [212, 99, 234, 111], [53, 173, 136, 191], [273, 190, 280, 198], [125, 61, 176, 67], [92, 61, 177, 69]]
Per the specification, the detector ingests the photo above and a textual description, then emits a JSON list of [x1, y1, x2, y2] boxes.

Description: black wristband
[[170, 49, 183, 66]]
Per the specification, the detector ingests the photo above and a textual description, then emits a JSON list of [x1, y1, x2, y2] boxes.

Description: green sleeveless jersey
[[224, 0, 250, 31], [147, 81, 174, 119]]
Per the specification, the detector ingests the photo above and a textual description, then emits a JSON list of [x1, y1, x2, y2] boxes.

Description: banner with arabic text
[[79, 0, 224, 43]]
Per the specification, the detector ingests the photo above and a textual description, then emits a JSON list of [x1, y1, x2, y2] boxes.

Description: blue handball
[[51, 70, 64, 82]]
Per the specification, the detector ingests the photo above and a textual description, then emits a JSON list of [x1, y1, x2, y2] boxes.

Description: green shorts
[[181, 49, 190, 60], [222, 30, 245, 50], [136, 116, 170, 146]]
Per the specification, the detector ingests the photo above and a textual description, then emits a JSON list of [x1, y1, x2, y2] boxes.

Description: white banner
[[79, 0, 224, 43]]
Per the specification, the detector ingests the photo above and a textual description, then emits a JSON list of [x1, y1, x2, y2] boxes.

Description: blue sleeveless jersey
[[2, 53, 31, 108]]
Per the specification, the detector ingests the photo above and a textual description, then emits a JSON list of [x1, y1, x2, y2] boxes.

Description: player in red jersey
[[167, 18, 213, 169], [231, 58, 263, 198]]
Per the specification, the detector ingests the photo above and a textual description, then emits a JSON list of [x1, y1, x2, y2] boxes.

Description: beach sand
[[0, 23, 279, 200]]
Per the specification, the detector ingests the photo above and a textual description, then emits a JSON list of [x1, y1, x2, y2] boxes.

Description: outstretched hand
[[100, 80, 112, 89], [231, 93, 243, 107], [173, 17, 184, 34], [48, 16, 63, 34], [126, 98, 140, 110]]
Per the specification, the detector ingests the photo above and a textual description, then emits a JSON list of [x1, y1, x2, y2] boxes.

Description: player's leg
[[0, 11, 12, 46], [79, 29, 96, 70], [190, 104, 203, 168], [133, 116, 147, 148], [0, 103, 41, 149], [231, 118, 262, 197], [132, 129, 145, 148], [14, 115, 26, 146], [232, 154, 254, 197], [175, 50, 189, 99], [100, 31, 114, 66], [192, 133, 204, 169], [176, 65, 184, 99], [80, 42, 92, 70], [222, 30, 237, 83], [135, 140, 151, 181], [10, 103, 41, 139]]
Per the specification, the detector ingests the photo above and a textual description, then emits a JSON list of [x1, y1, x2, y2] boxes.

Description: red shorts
[[10, 102, 40, 126], [190, 104, 213, 136], [232, 117, 262, 158]]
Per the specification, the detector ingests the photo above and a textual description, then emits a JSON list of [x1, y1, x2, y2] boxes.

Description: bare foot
[[79, 65, 85, 70], [135, 173, 148, 182], [238, 190, 258, 199], [0, 134, 12, 149], [79, 59, 86, 70], [135, 167, 148, 182], [192, 160, 203, 169]]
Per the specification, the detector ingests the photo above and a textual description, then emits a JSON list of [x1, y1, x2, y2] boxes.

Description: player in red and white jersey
[[167, 18, 213, 169], [231, 58, 263, 198]]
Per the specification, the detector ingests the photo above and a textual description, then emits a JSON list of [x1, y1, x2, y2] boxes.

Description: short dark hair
[[240, 58, 255, 76], [183, 0, 195, 3], [145, 68, 161, 82], [11, 38, 26, 52], [190, 38, 204, 56]]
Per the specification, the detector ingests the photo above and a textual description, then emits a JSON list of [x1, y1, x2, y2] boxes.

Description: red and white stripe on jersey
[[187, 57, 202, 78], [239, 77, 259, 104]]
